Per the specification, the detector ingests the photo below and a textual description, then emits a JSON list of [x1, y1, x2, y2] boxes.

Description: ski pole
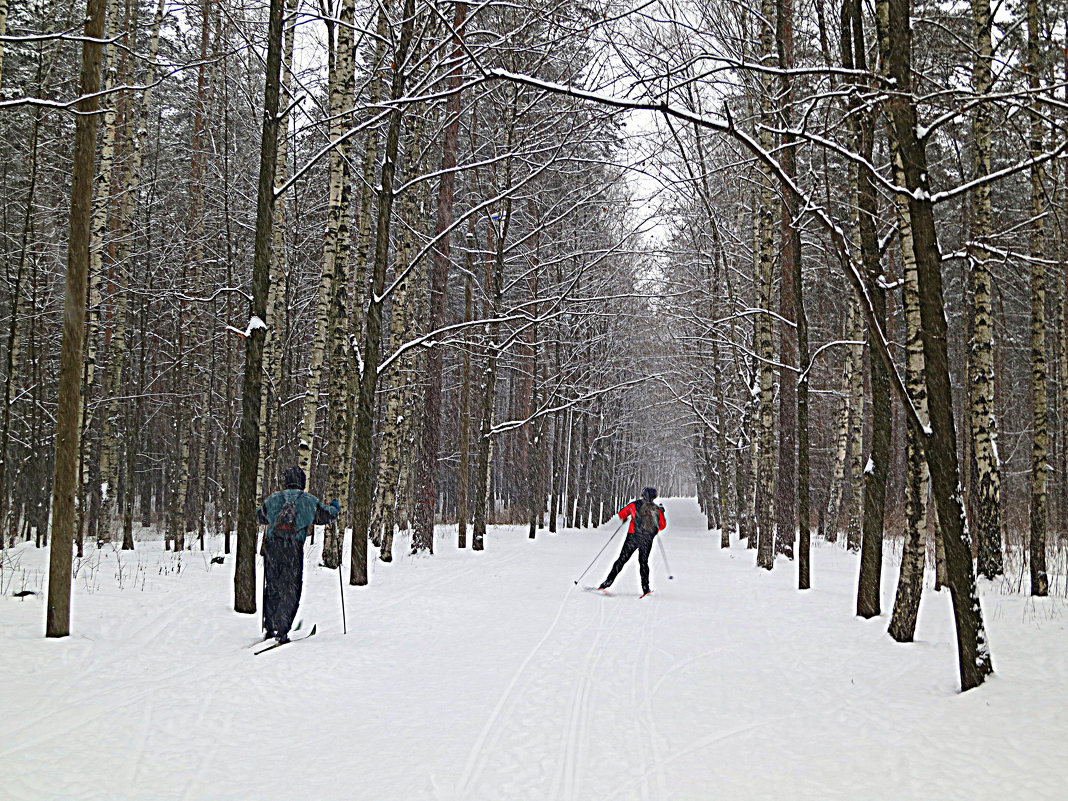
[[260, 525, 267, 634], [336, 522, 347, 635], [573, 518, 626, 586], [657, 536, 674, 580]]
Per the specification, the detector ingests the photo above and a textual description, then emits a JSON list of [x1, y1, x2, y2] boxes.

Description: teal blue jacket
[[256, 489, 339, 543]]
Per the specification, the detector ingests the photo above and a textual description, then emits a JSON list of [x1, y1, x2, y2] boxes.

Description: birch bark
[[877, 0, 993, 689], [320, 0, 357, 570], [755, 0, 777, 570], [969, 0, 1004, 580]]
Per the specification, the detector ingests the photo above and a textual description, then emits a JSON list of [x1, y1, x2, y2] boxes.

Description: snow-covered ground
[[2, 497, 1066, 801]]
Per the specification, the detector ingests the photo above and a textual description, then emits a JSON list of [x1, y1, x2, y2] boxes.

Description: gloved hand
[[330, 499, 340, 511]]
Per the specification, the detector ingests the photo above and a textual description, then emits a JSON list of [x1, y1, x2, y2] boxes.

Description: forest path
[[2, 498, 1067, 800]]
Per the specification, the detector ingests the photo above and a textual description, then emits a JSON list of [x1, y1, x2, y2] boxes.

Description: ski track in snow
[[3, 499, 1068, 800]]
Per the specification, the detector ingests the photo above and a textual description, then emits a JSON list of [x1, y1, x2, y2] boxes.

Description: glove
[[330, 499, 340, 511]]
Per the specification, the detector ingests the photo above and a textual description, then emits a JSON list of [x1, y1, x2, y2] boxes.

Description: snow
[[3, 498, 1066, 800], [225, 316, 268, 339]]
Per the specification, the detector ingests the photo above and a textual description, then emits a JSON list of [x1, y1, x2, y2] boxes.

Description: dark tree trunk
[[233, 0, 285, 614], [46, 0, 108, 638], [412, 0, 468, 555], [351, 0, 418, 580], [774, 0, 798, 561]]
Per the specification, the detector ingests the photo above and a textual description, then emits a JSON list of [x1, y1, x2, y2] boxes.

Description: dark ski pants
[[264, 537, 304, 637], [602, 532, 655, 593]]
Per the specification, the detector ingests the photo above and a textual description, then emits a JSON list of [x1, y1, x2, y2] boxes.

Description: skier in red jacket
[[598, 487, 666, 597]]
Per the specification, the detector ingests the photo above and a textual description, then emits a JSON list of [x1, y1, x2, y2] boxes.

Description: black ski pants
[[263, 537, 304, 637], [602, 531, 655, 593]]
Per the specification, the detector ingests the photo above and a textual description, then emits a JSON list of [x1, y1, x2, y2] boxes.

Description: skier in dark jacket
[[256, 465, 339, 643], [598, 487, 666, 597]]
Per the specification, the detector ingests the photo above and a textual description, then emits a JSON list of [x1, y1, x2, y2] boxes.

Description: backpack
[[636, 498, 660, 536], [273, 492, 303, 539]]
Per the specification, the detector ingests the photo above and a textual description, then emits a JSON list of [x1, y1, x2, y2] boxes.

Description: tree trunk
[[886, 126, 930, 641], [473, 134, 515, 549], [969, 0, 1004, 580], [824, 301, 858, 542], [320, 0, 357, 571], [878, 0, 993, 690], [755, 0, 777, 570], [46, 0, 108, 638], [296, 0, 358, 481], [350, 0, 419, 583], [412, 0, 469, 554], [233, 0, 285, 615], [1027, 0, 1050, 597], [774, 0, 797, 560], [373, 106, 428, 562], [257, 0, 298, 500], [457, 263, 474, 547]]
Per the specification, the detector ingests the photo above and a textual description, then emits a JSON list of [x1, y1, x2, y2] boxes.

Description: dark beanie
[[642, 487, 657, 501], [283, 465, 306, 490]]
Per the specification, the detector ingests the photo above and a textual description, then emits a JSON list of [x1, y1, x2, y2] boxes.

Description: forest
[[3, 0, 1068, 700]]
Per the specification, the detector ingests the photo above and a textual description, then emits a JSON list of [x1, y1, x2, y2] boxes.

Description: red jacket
[[618, 499, 666, 535]]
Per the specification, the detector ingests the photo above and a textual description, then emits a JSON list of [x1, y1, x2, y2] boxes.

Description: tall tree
[[350, 0, 419, 584], [1027, 0, 1049, 597], [234, 0, 286, 615], [412, 0, 469, 554], [877, 0, 993, 690], [755, 0, 777, 571], [969, 0, 1004, 581], [46, 0, 108, 638]]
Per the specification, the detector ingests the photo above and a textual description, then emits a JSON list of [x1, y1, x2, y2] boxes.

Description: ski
[[582, 586, 611, 596], [254, 624, 317, 655], [640, 591, 654, 599], [248, 619, 303, 648]]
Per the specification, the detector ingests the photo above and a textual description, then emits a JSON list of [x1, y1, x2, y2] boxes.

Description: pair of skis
[[252, 621, 317, 655], [582, 586, 654, 599]]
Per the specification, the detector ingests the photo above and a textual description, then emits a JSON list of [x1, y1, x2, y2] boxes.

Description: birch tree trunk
[[878, 0, 993, 690], [373, 106, 427, 562], [824, 301, 857, 542], [755, 0, 777, 570], [320, 0, 357, 571], [0, 0, 8, 91], [296, 0, 356, 480], [885, 31, 932, 645], [711, 235, 732, 548], [79, 0, 124, 544], [98, 0, 165, 538], [844, 304, 865, 552], [969, 0, 1004, 580]]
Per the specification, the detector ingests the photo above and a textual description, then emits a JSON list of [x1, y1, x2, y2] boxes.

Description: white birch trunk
[[968, 0, 1003, 579]]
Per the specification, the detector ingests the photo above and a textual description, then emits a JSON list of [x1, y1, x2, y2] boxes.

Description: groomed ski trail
[[4, 500, 1068, 801]]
